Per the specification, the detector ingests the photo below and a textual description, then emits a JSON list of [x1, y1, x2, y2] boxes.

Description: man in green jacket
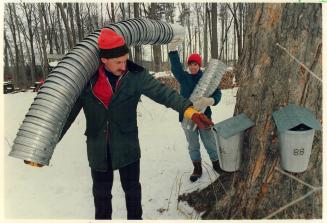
[[54, 28, 213, 220]]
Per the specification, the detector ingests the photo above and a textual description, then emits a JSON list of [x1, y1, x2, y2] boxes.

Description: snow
[[3, 87, 237, 220]]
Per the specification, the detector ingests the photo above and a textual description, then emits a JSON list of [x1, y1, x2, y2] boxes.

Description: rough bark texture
[[148, 3, 162, 72], [75, 3, 83, 42], [38, 3, 49, 79], [179, 3, 322, 219], [57, 3, 73, 49], [211, 3, 218, 59], [133, 3, 142, 65]]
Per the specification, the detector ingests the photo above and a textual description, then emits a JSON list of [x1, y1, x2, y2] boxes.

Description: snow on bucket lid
[[214, 113, 254, 139], [272, 104, 321, 132]]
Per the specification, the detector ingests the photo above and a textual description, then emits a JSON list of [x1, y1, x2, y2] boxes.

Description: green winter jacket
[[60, 60, 192, 171]]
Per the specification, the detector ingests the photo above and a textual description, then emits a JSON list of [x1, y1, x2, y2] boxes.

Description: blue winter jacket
[[168, 51, 222, 122]]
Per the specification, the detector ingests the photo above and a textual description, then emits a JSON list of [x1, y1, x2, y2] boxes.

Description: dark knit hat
[[187, 53, 202, 67], [98, 28, 129, 58]]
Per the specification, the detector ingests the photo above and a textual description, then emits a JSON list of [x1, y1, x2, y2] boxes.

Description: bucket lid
[[272, 104, 321, 132], [214, 113, 254, 139]]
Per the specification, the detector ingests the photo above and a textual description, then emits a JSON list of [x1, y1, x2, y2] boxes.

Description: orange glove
[[24, 160, 44, 167], [184, 107, 214, 129]]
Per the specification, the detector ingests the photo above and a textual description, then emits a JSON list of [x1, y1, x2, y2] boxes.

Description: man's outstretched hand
[[184, 107, 214, 129]]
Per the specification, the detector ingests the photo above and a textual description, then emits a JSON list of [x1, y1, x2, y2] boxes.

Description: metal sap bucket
[[213, 113, 254, 172], [272, 104, 321, 173], [278, 126, 315, 173]]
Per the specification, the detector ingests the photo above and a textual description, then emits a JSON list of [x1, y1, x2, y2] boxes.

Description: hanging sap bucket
[[273, 104, 321, 173], [213, 113, 254, 172]]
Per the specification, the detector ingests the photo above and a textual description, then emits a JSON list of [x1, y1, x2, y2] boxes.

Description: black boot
[[212, 160, 226, 174], [190, 161, 202, 182]]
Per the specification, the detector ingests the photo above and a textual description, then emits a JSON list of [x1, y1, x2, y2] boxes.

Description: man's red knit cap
[[98, 28, 129, 58], [187, 53, 202, 67]]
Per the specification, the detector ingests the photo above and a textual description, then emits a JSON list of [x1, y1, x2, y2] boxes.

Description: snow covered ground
[[3, 87, 237, 220]]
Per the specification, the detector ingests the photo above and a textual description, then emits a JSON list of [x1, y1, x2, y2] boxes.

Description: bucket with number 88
[[279, 128, 315, 173]]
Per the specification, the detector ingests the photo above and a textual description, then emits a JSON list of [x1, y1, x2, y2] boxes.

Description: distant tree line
[[4, 3, 248, 88]]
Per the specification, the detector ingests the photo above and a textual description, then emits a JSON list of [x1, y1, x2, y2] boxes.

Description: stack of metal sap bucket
[[9, 18, 184, 166], [182, 59, 227, 130]]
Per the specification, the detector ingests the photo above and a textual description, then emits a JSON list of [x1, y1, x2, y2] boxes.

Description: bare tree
[[68, 3, 77, 45], [47, 6, 61, 54], [133, 3, 142, 65], [202, 3, 209, 66], [75, 3, 84, 41], [6, 4, 20, 86], [227, 3, 242, 59], [38, 3, 49, 79], [56, 5, 65, 54], [22, 3, 37, 84], [57, 3, 74, 49], [106, 3, 116, 23], [211, 3, 218, 59], [195, 4, 202, 55], [4, 29, 14, 80], [148, 3, 162, 72], [119, 3, 126, 20]]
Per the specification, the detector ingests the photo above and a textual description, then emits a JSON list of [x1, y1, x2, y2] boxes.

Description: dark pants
[[91, 160, 142, 220]]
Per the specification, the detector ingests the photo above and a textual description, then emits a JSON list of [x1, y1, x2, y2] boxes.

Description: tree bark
[[180, 3, 322, 219], [38, 3, 49, 79], [23, 3, 36, 84], [4, 30, 13, 80], [211, 3, 218, 59], [195, 3, 202, 55], [68, 3, 77, 45], [56, 6, 65, 54], [120, 3, 126, 20], [133, 3, 142, 65], [148, 3, 162, 72], [203, 3, 209, 66], [42, 4, 54, 54], [110, 3, 115, 22], [75, 3, 83, 41], [13, 4, 27, 87], [7, 4, 20, 86], [57, 3, 74, 49]]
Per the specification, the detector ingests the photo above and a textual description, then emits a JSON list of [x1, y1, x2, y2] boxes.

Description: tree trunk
[[42, 4, 54, 54], [13, 4, 27, 88], [181, 3, 322, 219], [133, 3, 142, 65], [57, 3, 74, 49], [148, 3, 162, 72], [120, 3, 126, 20], [68, 3, 77, 45], [196, 4, 202, 55], [4, 30, 13, 80], [75, 3, 83, 41], [38, 3, 49, 79], [211, 3, 218, 59], [7, 4, 20, 86], [225, 9, 228, 62], [100, 3, 104, 27], [228, 3, 242, 59], [56, 6, 65, 54], [23, 3, 36, 84], [203, 3, 209, 66], [111, 3, 115, 22]]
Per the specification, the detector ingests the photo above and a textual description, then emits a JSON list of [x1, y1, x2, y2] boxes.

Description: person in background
[[25, 28, 214, 220], [168, 39, 224, 183]]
